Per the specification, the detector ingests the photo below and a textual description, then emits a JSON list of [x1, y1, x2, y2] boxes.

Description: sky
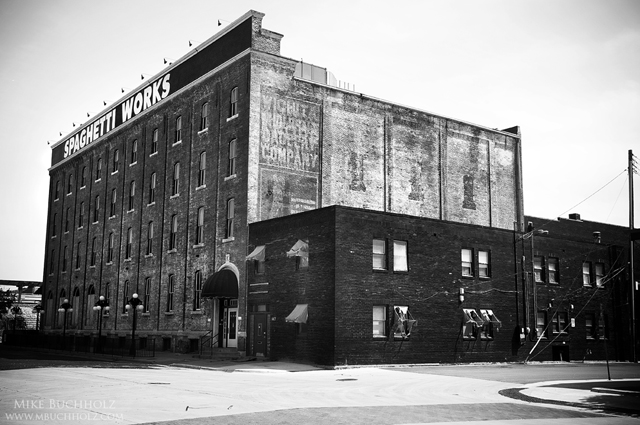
[[0, 0, 638, 282]]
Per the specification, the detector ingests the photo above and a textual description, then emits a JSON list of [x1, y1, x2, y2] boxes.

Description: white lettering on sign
[[122, 74, 170, 123], [63, 109, 117, 158]]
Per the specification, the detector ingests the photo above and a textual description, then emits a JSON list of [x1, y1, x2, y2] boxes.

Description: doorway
[[219, 299, 238, 348], [251, 314, 268, 357]]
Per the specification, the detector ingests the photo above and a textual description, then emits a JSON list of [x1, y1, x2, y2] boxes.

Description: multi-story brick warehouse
[[42, 10, 636, 362], [246, 206, 637, 365]]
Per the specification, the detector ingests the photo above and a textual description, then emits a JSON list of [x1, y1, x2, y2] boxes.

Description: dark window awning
[[285, 304, 308, 323], [202, 262, 239, 299]]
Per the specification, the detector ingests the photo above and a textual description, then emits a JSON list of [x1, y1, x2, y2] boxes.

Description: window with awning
[[479, 309, 501, 339], [285, 304, 308, 324], [392, 306, 416, 338], [247, 245, 266, 274], [287, 240, 308, 269], [462, 308, 484, 339]]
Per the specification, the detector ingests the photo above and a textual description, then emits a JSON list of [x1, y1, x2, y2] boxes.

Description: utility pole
[[630, 149, 637, 363]]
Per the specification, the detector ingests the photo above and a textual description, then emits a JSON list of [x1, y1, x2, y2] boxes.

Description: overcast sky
[[0, 0, 638, 281]]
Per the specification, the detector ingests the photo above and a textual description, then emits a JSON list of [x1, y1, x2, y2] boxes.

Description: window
[[585, 313, 596, 339], [143, 277, 150, 313], [81, 166, 86, 187], [146, 221, 154, 255], [149, 172, 156, 204], [52, 213, 57, 237], [112, 149, 119, 173], [198, 152, 206, 187], [167, 274, 174, 312], [552, 311, 568, 334], [228, 139, 236, 176], [130, 140, 137, 164], [93, 195, 100, 223], [392, 306, 415, 338], [110, 188, 117, 217], [62, 246, 68, 272], [193, 270, 202, 310], [64, 208, 70, 233], [174, 116, 182, 143], [478, 251, 490, 277], [461, 248, 473, 277], [151, 129, 158, 154], [122, 280, 129, 313], [548, 257, 559, 284], [372, 239, 387, 270], [393, 240, 408, 272], [296, 253, 309, 270], [169, 215, 177, 250], [125, 227, 132, 259], [107, 232, 114, 263], [536, 311, 547, 339], [534, 256, 545, 283], [172, 162, 180, 196], [90, 237, 97, 266], [54, 180, 60, 200], [225, 198, 234, 239], [200, 102, 208, 130], [78, 202, 84, 228], [595, 263, 605, 288], [255, 258, 265, 274], [128, 181, 135, 211], [196, 207, 204, 245], [67, 174, 73, 194], [462, 308, 483, 339], [96, 157, 102, 181], [229, 87, 238, 117], [582, 262, 592, 286], [75, 241, 82, 269], [373, 306, 387, 337], [479, 309, 501, 340]]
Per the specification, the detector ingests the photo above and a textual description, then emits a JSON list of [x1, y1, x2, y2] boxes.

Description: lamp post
[[125, 293, 143, 357], [93, 296, 110, 353], [57, 299, 73, 350], [32, 304, 43, 331]]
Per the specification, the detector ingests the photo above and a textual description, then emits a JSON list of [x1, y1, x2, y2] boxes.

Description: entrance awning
[[285, 304, 308, 323], [246, 245, 265, 261], [202, 262, 239, 298]]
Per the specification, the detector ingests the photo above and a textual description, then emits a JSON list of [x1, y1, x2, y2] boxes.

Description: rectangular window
[[149, 172, 156, 204], [78, 202, 84, 228], [113, 149, 119, 173], [534, 256, 545, 282], [196, 207, 204, 245], [146, 222, 154, 255], [167, 274, 174, 312], [255, 259, 265, 275], [229, 87, 238, 117], [585, 312, 596, 339], [169, 215, 177, 250], [125, 227, 132, 259], [478, 250, 490, 278], [151, 129, 158, 154], [548, 257, 559, 284], [595, 263, 605, 288], [393, 240, 408, 272], [96, 157, 102, 181], [110, 188, 117, 217], [225, 198, 234, 239], [172, 162, 180, 196], [93, 195, 100, 223], [130, 140, 138, 164], [143, 277, 150, 313], [193, 271, 202, 311], [552, 311, 568, 334], [373, 306, 387, 337], [582, 262, 592, 286], [200, 102, 208, 130], [228, 139, 236, 176], [461, 248, 473, 277], [296, 255, 309, 270], [198, 152, 206, 187], [536, 311, 547, 339], [128, 181, 135, 211], [175, 116, 182, 143], [372, 239, 386, 270]]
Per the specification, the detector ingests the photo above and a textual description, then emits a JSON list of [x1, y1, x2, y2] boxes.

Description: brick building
[[246, 207, 637, 365], [42, 10, 635, 363]]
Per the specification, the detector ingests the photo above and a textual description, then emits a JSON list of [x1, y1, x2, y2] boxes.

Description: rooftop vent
[[568, 213, 581, 221]]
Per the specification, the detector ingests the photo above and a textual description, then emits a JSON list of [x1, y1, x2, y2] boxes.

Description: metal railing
[[199, 330, 219, 356]]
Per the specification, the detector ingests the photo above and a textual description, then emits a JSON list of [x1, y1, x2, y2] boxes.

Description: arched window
[[200, 102, 209, 131], [94, 195, 100, 223], [151, 129, 158, 154], [169, 215, 178, 250], [196, 207, 204, 245], [130, 140, 138, 164], [125, 227, 133, 259], [226, 198, 235, 239], [229, 87, 238, 117], [107, 232, 114, 263], [128, 180, 135, 211], [198, 152, 206, 187], [112, 149, 119, 173], [110, 188, 117, 217], [228, 139, 236, 176], [96, 157, 102, 181], [172, 162, 180, 196], [146, 221, 154, 255], [149, 172, 156, 204], [174, 116, 182, 143]]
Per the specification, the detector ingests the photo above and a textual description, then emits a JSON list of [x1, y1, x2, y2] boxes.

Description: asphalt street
[[0, 345, 639, 425]]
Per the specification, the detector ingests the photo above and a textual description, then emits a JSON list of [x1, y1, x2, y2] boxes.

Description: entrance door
[[225, 307, 238, 348], [252, 314, 268, 356]]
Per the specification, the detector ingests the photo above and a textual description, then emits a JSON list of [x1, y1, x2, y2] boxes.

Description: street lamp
[[93, 296, 110, 353], [32, 304, 43, 331], [57, 299, 73, 350], [125, 293, 143, 357]]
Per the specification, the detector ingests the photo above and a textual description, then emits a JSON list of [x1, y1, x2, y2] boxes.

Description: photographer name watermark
[[8, 399, 123, 422]]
